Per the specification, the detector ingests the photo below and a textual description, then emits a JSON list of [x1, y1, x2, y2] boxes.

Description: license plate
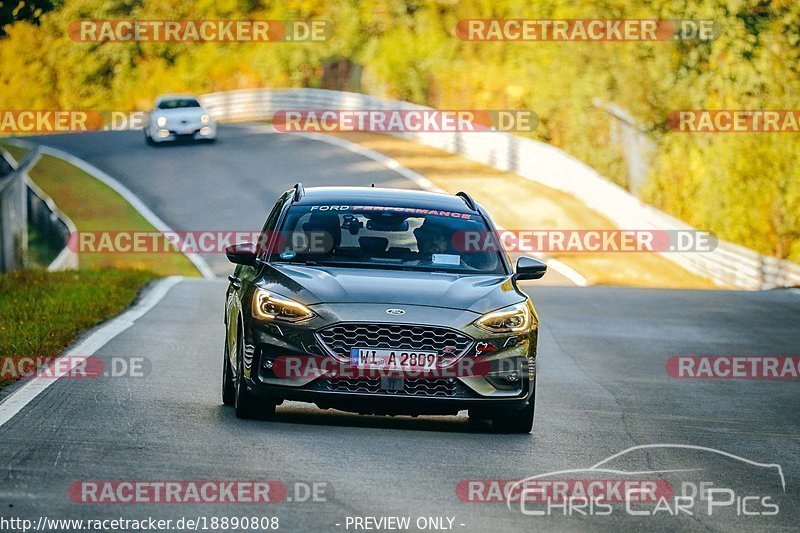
[[350, 348, 438, 371]]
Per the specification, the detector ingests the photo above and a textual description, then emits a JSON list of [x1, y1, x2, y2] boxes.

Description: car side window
[[257, 194, 288, 258]]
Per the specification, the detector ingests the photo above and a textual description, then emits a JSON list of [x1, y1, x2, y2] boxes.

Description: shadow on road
[[212, 403, 528, 435]]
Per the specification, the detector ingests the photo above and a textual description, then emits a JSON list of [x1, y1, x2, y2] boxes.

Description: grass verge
[[27, 225, 60, 267], [333, 132, 715, 289], [0, 269, 157, 390], [25, 154, 199, 275], [0, 141, 197, 391], [1, 143, 28, 162]]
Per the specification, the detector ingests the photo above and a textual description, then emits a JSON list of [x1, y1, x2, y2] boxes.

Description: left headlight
[[475, 302, 532, 334], [200, 114, 210, 124], [252, 288, 315, 323]]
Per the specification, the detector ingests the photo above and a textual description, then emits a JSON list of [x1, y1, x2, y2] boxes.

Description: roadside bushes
[[1, 0, 797, 260]]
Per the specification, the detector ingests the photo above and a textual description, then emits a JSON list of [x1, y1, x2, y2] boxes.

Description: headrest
[[302, 212, 341, 248]]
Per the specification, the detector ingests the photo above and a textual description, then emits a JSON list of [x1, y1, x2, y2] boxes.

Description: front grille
[[316, 323, 473, 359], [401, 378, 456, 397], [326, 377, 380, 393], [323, 377, 460, 398]]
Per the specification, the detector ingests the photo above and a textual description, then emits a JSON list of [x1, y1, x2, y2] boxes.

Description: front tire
[[467, 409, 489, 421], [233, 331, 275, 420], [492, 401, 534, 434], [222, 338, 235, 406]]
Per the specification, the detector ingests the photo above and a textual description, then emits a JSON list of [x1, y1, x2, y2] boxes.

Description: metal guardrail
[[26, 172, 79, 271], [0, 146, 77, 272], [200, 88, 800, 290], [0, 148, 27, 272]]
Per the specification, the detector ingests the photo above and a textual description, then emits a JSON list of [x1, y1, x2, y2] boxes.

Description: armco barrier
[[0, 145, 78, 271], [0, 147, 27, 272], [200, 88, 800, 290], [26, 173, 79, 271]]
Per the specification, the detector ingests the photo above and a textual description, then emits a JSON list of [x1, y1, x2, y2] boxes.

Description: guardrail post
[[0, 148, 29, 272]]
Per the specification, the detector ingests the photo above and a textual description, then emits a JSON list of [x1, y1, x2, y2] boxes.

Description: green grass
[[0, 142, 199, 391], [0, 143, 28, 162], [0, 269, 157, 390], [25, 154, 199, 276], [27, 225, 60, 267]]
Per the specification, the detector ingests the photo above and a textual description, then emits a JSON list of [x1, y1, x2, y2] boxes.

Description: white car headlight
[[200, 114, 210, 124], [156, 116, 167, 127], [252, 288, 314, 323], [475, 302, 532, 333]]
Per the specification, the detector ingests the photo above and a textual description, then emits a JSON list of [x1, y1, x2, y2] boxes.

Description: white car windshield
[[157, 98, 201, 110]]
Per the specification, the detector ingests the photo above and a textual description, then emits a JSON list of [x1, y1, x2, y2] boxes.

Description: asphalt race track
[[1, 126, 799, 531]]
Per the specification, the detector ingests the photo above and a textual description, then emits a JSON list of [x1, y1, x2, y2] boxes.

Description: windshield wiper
[[294, 260, 417, 271], [275, 259, 485, 274], [317, 260, 407, 270]]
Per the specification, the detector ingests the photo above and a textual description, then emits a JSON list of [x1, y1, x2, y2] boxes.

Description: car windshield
[[157, 98, 201, 109], [269, 205, 506, 274]]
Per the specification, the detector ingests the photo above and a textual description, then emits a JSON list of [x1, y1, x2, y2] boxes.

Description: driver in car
[[414, 220, 497, 270], [415, 223, 448, 257]]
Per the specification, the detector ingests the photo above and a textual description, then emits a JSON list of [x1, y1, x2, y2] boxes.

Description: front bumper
[[249, 382, 533, 416], [148, 122, 217, 142], [241, 302, 537, 415]]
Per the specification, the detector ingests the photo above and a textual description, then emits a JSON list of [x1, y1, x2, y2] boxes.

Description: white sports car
[[144, 94, 217, 144]]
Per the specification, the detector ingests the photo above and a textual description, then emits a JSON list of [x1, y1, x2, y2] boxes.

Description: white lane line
[[3, 139, 215, 279], [291, 131, 588, 287], [0, 276, 184, 429], [546, 258, 589, 287]]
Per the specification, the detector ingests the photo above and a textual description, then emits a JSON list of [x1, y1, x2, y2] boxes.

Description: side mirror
[[226, 241, 257, 266], [515, 256, 547, 280]]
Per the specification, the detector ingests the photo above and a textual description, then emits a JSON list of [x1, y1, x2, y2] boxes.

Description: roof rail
[[456, 191, 476, 211], [292, 182, 304, 202]]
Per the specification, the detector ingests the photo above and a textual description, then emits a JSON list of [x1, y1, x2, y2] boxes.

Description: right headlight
[[156, 116, 167, 127], [251, 288, 315, 323], [475, 302, 532, 334]]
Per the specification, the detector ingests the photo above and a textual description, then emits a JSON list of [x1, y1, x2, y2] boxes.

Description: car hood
[[258, 264, 525, 314]]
